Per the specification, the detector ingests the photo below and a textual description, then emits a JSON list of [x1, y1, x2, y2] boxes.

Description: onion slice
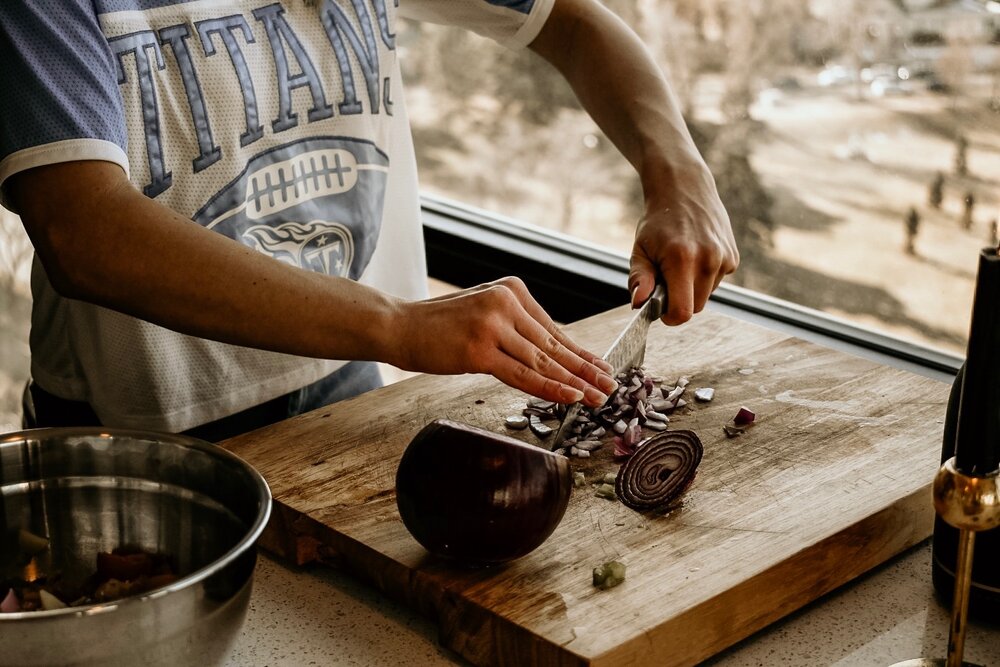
[[615, 430, 703, 511]]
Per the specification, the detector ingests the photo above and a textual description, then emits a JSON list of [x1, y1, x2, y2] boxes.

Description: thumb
[[628, 253, 657, 309]]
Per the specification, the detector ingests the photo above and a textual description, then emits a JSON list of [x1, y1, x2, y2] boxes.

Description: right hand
[[390, 277, 617, 407]]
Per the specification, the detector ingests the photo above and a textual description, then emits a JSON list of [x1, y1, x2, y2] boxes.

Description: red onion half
[[615, 430, 703, 511], [396, 419, 572, 565]]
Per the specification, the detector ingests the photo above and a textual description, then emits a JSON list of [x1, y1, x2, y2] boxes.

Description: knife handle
[[645, 283, 667, 322]]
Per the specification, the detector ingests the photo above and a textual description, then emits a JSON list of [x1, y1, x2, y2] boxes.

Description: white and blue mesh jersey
[[0, 0, 554, 432]]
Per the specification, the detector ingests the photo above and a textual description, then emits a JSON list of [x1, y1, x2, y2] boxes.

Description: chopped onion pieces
[[734, 406, 756, 426]]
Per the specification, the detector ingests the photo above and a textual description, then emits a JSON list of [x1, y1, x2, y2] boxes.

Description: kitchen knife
[[550, 283, 667, 450]]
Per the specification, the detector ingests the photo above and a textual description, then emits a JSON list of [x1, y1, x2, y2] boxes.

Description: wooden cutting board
[[221, 307, 950, 667]]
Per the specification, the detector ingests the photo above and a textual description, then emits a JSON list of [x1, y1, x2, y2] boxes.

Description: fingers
[[632, 224, 739, 325], [659, 247, 696, 325], [627, 254, 657, 309], [398, 279, 618, 408], [692, 245, 725, 315], [488, 355, 588, 405], [487, 278, 617, 406], [712, 271, 725, 293], [493, 330, 613, 407], [513, 316, 617, 398], [494, 277, 613, 374]]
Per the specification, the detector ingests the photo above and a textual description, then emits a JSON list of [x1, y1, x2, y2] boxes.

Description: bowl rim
[[0, 426, 272, 620]]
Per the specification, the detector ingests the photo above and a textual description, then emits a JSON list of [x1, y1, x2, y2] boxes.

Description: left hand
[[628, 160, 739, 325]]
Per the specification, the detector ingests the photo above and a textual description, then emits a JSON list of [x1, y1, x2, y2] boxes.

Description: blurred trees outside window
[[400, 0, 1000, 356]]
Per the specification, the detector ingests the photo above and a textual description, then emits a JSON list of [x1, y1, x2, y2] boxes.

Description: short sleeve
[[398, 0, 556, 50], [0, 1, 129, 212]]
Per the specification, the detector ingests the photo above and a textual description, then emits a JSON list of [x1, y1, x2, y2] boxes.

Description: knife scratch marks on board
[[774, 390, 901, 427], [675, 522, 788, 536], [774, 389, 853, 411], [588, 508, 622, 561]]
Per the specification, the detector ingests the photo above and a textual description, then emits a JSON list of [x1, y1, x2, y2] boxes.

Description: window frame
[[421, 194, 961, 384]]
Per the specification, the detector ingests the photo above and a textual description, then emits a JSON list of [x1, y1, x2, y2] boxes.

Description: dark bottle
[[931, 363, 1000, 623]]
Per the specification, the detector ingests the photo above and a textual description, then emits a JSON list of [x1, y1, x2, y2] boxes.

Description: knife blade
[[550, 283, 667, 450]]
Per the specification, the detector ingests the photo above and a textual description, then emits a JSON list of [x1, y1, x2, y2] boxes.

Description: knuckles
[[480, 282, 521, 313], [530, 346, 553, 373], [662, 306, 694, 325], [491, 276, 528, 299]]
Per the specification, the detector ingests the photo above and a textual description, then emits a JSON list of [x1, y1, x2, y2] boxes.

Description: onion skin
[[395, 419, 572, 566], [615, 430, 704, 511]]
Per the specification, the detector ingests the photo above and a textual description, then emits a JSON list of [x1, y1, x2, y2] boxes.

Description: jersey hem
[[32, 357, 344, 433]]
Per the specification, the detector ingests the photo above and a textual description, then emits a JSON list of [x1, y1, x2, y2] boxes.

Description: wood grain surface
[[221, 307, 949, 666]]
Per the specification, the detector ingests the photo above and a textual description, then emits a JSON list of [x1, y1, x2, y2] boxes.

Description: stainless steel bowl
[[0, 428, 271, 667]]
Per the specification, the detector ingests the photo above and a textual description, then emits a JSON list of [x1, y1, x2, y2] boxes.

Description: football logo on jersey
[[193, 137, 387, 280], [244, 220, 354, 276]]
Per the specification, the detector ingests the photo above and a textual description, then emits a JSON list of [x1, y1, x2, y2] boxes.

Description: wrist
[[319, 279, 406, 365], [639, 152, 714, 213], [366, 290, 408, 367]]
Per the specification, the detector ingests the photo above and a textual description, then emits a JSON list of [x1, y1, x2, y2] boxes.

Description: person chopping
[[0, 0, 737, 440]]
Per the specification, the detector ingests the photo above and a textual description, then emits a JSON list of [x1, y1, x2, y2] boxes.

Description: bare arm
[[10, 161, 616, 406], [529, 0, 739, 324]]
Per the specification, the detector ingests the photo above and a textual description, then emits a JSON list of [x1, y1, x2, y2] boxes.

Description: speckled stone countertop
[[226, 539, 999, 667]]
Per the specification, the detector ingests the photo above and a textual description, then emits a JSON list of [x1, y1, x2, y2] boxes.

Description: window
[[399, 0, 998, 361]]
